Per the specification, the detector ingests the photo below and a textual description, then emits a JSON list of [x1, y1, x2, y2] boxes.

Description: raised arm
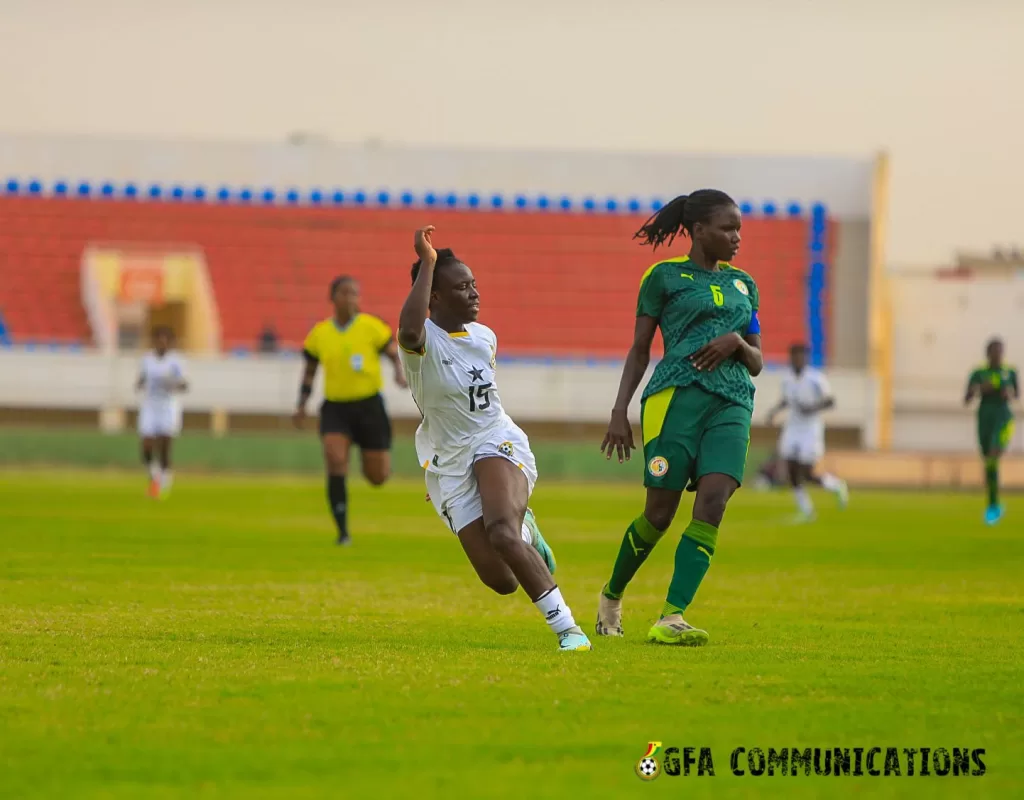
[[601, 315, 659, 463], [397, 226, 438, 353]]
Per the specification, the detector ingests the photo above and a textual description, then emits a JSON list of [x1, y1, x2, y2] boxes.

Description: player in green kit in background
[[965, 338, 1018, 525], [596, 190, 763, 645]]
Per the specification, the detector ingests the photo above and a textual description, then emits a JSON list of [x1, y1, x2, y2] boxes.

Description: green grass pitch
[[2, 471, 1022, 798]]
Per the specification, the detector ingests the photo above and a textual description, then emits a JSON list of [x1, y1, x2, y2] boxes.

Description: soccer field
[[2, 472, 1022, 798]]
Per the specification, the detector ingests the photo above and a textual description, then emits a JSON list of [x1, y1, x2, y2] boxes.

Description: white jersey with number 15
[[399, 319, 511, 477]]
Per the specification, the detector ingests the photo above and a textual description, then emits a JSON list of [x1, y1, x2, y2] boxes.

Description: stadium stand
[[0, 191, 833, 360]]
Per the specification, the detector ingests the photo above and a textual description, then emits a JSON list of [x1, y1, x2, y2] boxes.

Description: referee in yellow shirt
[[294, 276, 408, 545]]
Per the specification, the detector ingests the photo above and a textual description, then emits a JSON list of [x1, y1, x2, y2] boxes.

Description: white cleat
[[596, 591, 624, 637], [558, 626, 593, 651]]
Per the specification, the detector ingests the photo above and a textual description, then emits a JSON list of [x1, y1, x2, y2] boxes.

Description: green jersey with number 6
[[637, 255, 760, 410]]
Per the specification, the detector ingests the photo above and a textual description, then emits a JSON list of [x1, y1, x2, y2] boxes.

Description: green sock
[[985, 457, 999, 507], [603, 515, 666, 599], [663, 520, 719, 617]]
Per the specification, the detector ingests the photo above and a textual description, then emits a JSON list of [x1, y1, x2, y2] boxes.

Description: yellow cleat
[[647, 614, 709, 646]]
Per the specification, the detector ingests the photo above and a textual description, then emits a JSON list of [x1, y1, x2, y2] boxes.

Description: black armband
[[299, 384, 312, 405]]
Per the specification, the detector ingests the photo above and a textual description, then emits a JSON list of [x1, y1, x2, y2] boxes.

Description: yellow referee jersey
[[303, 314, 393, 402]]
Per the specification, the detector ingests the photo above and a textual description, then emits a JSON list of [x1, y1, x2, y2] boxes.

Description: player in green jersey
[[964, 338, 1018, 525], [596, 189, 763, 645]]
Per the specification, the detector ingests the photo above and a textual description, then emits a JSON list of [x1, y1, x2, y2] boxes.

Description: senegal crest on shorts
[[733, 278, 749, 296], [498, 441, 515, 458], [648, 456, 668, 477]]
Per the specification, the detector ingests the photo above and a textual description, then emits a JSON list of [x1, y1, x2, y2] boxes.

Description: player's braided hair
[[634, 189, 737, 250], [410, 248, 461, 287]]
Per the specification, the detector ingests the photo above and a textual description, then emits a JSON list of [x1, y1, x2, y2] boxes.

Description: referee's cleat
[[647, 614, 709, 647], [558, 626, 593, 651], [596, 591, 624, 637], [984, 504, 1004, 526], [336, 533, 352, 546], [524, 508, 556, 575]]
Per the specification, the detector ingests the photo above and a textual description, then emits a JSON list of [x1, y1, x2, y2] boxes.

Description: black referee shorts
[[318, 394, 392, 451]]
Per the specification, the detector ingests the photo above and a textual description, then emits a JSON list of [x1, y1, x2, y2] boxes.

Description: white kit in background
[[778, 365, 832, 465], [777, 364, 848, 515], [137, 350, 187, 437]]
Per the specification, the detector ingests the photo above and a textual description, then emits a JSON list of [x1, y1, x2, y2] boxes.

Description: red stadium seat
[[0, 196, 831, 358]]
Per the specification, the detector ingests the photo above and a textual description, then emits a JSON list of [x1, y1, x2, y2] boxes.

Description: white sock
[[794, 486, 814, 516], [520, 522, 533, 545], [533, 586, 576, 634], [161, 470, 173, 490], [820, 473, 842, 493], [148, 462, 161, 481]]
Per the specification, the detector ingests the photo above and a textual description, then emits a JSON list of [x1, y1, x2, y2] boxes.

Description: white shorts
[[778, 425, 823, 466], [138, 402, 182, 438], [424, 422, 538, 535]]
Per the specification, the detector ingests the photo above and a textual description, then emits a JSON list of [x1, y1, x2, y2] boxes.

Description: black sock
[[328, 475, 348, 539]]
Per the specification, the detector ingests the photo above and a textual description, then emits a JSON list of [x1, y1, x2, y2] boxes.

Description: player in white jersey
[[767, 343, 848, 521], [397, 225, 592, 652], [135, 326, 188, 498]]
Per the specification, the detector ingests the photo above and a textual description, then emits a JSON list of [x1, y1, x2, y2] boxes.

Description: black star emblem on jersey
[[467, 366, 485, 383]]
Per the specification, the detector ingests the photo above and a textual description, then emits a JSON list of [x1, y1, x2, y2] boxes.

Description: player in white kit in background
[[135, 326, 189, 498], [397, 225, 592, 652], [767, 343, 848, 521]]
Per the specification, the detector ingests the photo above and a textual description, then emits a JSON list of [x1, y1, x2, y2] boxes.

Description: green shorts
[[978, 415, 1015, 456], [641, 385, 752, 492]]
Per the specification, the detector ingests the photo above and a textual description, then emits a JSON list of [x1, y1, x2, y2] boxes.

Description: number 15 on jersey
[[468, 383, 492, 412]]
